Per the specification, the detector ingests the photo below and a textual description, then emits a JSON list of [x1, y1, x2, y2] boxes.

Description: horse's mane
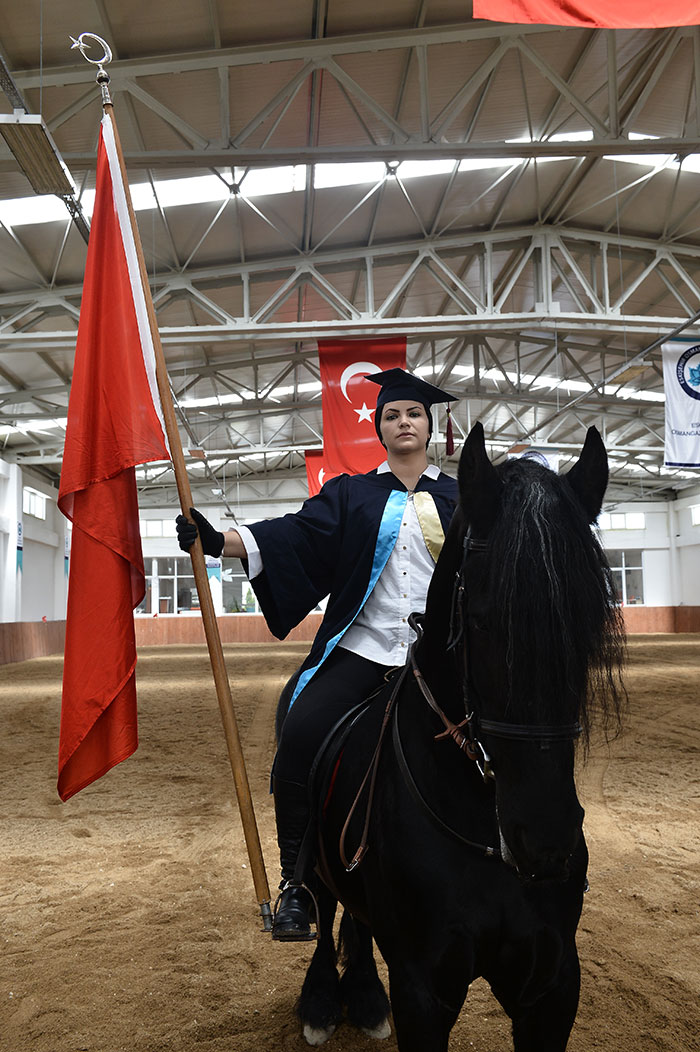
[[487, 458, 626, 745]]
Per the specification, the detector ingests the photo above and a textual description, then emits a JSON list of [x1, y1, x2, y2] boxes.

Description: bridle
[[409, 529, 582, 784], [340, 528, 584, 873]]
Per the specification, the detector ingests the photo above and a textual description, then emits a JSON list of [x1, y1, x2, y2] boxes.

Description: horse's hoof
[[361, 1019, 391, 1040], [303, 1023, 337, 1046]]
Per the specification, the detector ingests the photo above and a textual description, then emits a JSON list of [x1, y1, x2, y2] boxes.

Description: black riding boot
[[272, 778, 315, 942]]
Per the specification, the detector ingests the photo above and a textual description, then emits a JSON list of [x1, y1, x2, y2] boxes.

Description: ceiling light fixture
[[0, 112, 75, 195]]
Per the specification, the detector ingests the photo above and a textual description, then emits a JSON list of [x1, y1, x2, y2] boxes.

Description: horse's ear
[[458, 422, 502, 535], [563, 426, 608, 523]]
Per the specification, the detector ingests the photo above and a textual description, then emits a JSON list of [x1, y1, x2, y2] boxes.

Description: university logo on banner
[[662, 341, 700, 468], [317, 337, 407, 482]]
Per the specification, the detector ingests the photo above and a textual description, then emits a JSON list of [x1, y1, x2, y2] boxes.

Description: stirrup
[[271, 880, 319, 942]]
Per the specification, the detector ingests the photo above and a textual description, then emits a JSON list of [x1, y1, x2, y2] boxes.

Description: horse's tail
[[337, 907, 359, 964]]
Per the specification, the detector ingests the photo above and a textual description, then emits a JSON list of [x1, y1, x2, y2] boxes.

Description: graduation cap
[[365, 368, 458, 452]]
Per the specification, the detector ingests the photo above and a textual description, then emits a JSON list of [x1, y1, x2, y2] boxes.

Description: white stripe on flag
[[100, 113, 170, 455]]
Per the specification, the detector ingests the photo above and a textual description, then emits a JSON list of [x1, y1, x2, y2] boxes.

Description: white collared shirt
[[236, 462, 442, 666], [340, 462, 440, 665]]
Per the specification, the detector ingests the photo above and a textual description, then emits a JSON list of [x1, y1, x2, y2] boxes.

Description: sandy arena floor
[[1, 635, 699, 1051]]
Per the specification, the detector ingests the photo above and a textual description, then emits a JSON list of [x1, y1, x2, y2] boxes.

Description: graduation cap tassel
[[445, 405, 455, 456]]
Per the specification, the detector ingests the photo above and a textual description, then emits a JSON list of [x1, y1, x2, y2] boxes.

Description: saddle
[[292, 665, 408, 887]]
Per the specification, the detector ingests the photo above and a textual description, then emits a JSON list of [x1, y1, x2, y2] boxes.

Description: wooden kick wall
[[0, 610, 698, 666]]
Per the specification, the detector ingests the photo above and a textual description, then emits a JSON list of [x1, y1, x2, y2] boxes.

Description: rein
[[338, 663, 409, 872]]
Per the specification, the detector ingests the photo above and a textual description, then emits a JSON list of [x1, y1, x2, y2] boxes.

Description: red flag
[[304, 450, 340, 497], [57, 112, 170, 801], [317, 337, 406, 477], [473, 0, 699, 28]]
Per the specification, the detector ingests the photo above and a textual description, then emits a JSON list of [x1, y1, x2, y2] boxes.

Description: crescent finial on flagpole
[[70, 32, 113, 105]]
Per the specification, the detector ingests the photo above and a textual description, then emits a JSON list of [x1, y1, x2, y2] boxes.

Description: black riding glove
[[175, 508, 225, 558]]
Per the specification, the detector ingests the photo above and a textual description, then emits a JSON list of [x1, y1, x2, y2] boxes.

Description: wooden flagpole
[[77, 39, 272, 930]]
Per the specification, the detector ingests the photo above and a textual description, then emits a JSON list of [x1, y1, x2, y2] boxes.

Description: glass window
[[242, 583, 258, 613], [159, 557, 177, 575], [146, 520, 162, 537], [692, 506, 700, 526], [23, 487, 47, 520], [610, 568, 624, 604], [158, 577, 174, 613], [598, 512, 646, 530], [625, 567, 644, 605], [222, 564, 245, 612], [177, 575, 197, 612], [135, 578, 153, 615], [605, 549, 644, 605], [162, 519, 177, 537]]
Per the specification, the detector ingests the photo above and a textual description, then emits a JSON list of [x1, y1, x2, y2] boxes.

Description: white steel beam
[[12, 25, 567, 89]]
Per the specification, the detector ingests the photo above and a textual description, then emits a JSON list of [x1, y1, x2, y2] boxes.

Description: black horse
[[286, 423, 625, 1051]]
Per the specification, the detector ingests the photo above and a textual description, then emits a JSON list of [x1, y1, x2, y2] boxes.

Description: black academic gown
[[245, 467, 457, 705]]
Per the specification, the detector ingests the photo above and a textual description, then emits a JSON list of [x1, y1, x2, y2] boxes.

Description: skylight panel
[[458, 157, 522, 173], [0, 195, 67, 227], [314, 162, 386, 189], [399, 160, 460, 179]]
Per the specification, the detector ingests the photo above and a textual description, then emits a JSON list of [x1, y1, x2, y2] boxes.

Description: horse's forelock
[[483, 459, 626, 742]]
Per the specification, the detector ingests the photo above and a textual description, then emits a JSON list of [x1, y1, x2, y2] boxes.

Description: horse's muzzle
[[500, 825, 581, 885]]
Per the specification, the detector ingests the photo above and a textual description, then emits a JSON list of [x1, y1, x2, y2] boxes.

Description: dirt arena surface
[[1, 635, 699, 1052]]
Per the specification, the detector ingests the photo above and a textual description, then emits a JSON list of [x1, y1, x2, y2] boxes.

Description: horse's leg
[[297, 886, 343, 1046], [491, 945, 581, 1052], [337, 911, 391, 1039], [385, 956, 472, 1052]]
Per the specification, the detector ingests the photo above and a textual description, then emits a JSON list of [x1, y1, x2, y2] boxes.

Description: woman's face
[[379, 400, 430, 454]]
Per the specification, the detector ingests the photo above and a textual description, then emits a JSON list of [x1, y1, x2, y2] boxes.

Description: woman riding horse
[[294, 423, 626, 1051], [176, 368, 458, 940]]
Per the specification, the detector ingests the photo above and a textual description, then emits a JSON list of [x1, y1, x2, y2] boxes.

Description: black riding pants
[[274, 646, 391, 786]]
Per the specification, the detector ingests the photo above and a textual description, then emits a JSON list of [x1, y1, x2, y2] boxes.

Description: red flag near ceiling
[[473, 0, 700, 28], [57, 113, 170, 801], [304, 450, 341, 498], [317, 337, 407, 477]]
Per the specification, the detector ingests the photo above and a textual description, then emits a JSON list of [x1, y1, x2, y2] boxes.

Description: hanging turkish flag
[[304, 450, 341, 497], [57, 112, 170, 801], [473, 0, 699, 27], [317, 337, 406, 477]]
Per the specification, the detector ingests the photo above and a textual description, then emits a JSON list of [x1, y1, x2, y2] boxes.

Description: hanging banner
[[473, 0, 700, 28], [662, 341, 700, 468], [317, 337, 406, 479], [304, 450, 340, 498]]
